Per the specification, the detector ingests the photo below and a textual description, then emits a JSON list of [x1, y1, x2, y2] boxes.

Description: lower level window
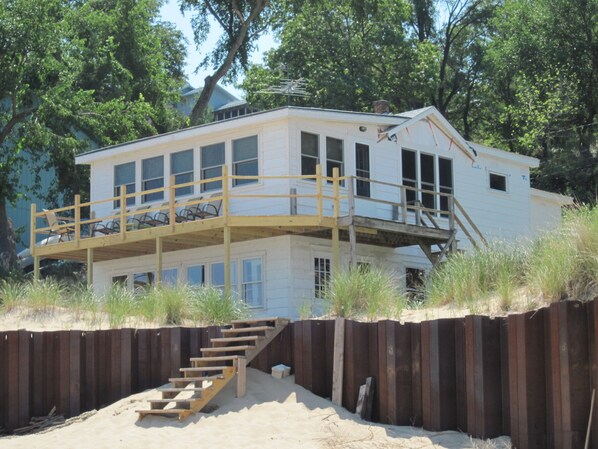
[[134, 272, 155, 290], [162, 268, 178, 286], [242, 258, 263, 307], [314, 257, 330, 298], [405, 267, 425, 300], [112, 275, 128, 286], [187, 265, 205, 286], [211, 262, 238, 294]]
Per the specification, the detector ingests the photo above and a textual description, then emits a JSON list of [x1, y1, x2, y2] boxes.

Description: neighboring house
[[12, 83, 245, 252], [30, 104, 572, 318]]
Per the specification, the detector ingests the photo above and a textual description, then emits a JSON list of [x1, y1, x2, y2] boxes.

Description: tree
[[0, 0, 186, 272], [181, 0, 282, 125]]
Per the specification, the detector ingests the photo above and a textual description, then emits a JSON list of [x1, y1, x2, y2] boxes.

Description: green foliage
[[324, 265, 406, 320], [0, 279, 25, 311], [189, 286, 248, 326], [105, 284, 137, 328], [23, 279, 66, 313], [141, 284, 190, 325]]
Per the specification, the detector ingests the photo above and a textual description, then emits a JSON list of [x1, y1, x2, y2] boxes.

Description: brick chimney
[[373, 100, 390, 114]]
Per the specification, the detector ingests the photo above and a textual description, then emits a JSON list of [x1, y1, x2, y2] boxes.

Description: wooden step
[[231, 317, 284, 325], [210, 335, 262, 344], [150, 398, 196, 408], [201, 345, 255, 353], [189, 355, 239, 363], [221, 326, 274, 335], [136, 409, 189, 417], [180, 366, 228, 373], [159, 387, 204, 394], [168, 375, 223, 385]]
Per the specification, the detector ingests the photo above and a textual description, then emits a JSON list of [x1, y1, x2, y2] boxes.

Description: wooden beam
[[86, 248, 94, 287], [74, 194, 81, 247], [224, 226, 231, 297], [236, 357, 247, 398], [29, 203, 36, 257], [316, 164, 323, 220], [155, 237, 163, 285], [347, 178, 357, 268], [33, 256, 40, 281], [332, 317, 346, 406]]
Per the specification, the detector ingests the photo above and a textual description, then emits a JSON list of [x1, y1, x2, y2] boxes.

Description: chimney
[[373, 100, 390, 114]]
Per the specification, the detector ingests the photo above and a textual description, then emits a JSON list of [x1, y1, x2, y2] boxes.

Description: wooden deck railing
[[30, 165, 473, 254]]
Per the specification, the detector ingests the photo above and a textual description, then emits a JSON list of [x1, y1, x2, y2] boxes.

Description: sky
[[159, 0, 277, 99]]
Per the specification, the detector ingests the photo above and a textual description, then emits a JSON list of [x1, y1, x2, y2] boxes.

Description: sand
[[0, 368, 511, 449]]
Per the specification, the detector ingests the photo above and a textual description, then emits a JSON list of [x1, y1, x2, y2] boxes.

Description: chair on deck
[[43, 210, 75, 242], [139, 202, 171, 227], [126, 205, 152, 231], [92, 210, 128, 236], [178, 195, 222, 221]]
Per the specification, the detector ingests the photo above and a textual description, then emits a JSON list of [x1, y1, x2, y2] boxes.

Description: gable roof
[[382, 106, 477, 161]]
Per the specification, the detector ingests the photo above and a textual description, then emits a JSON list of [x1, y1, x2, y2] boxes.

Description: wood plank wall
[[1, 302, 597, 449]]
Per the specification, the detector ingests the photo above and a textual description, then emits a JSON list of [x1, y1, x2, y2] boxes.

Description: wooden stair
[[136, 317, 289, 420]]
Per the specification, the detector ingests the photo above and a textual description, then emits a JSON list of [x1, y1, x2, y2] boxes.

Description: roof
[[531, 188, 574, 205], [468, 142, 540, 167]]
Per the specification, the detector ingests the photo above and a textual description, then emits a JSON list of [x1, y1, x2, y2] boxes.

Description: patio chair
[[139, 202, 170, 227], [92, 213, 125, 236], [178, 195, 222, 221], [126, 205, 152, 231], [43, 210, 75, 242], [175, 196, 206, 222]]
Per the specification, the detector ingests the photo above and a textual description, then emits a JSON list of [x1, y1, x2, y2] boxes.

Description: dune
[[0, 368, 511, 449]]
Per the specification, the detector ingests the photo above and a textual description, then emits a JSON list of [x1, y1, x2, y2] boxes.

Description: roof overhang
[[531, 188, 574, 205]]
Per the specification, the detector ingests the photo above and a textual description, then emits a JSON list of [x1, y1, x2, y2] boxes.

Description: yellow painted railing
[[30, 164, 458, 254]]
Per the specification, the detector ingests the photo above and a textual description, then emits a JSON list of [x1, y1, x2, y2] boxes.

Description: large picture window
[[233, 135, 258, 186], [171, 149, 193, 197], [301, 132, 319, 176], [201, 142, 225, 192], [114, 162, 136, 208], [142, 156, 164, 203]]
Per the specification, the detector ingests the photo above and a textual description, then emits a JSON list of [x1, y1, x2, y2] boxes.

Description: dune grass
[[324, 264, 407, 320], [425, 205, 598, 312]]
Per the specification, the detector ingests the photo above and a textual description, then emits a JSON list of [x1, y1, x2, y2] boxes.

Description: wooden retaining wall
[[1, 301, 597, 449]]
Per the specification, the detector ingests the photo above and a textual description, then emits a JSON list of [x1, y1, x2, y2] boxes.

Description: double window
[[300, 132, 345, 182], [401, 149, 453, 214], [142, 156, 164, 203], [171, 150, 193, 197], [114, 162, 136, 208], [233, 136, 258, 186]]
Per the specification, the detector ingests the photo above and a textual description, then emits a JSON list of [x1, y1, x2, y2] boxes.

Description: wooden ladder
[[136, 317, 290, 420]]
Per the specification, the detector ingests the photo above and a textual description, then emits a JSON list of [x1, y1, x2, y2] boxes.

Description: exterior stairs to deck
[[136, 317, 290, 420]]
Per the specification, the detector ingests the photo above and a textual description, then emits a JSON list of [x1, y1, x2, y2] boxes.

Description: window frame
[[113, 162, 136, 209], [355, 142, 371, 197], [232, 135, 259, 187], [326, 136, 344, 185], [141, 156, 164, 203], [171, 149, 194, 197], [301, 131, 320, 177], [489, 171, 508, 192], [241, 257, 264, 308], [314, 257, 331, 299], [200, 142, 225, 192]]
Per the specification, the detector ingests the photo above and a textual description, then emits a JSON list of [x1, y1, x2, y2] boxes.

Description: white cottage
[[30, 105, 572, 318]]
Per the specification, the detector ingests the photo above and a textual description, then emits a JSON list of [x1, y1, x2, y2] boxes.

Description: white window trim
[[488, 170, 509, 193]]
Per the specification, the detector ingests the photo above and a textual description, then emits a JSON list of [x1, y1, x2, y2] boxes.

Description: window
[[242, 258, 263, 307], [171, 150, 193, 197], [134, 271, 155, 290], [420, 153, 435, 210], [301, 132, 319, 176], [162, 268, 178, 286], [401, 149, 417, 204], [489, 173, 507, 192], [112, 275, 128, 286], [201, 142, 225, 192], [314, 257, 330, 298], [114, 162, 135, 208], [326, 137, 344, 183], [439, 157, 453, 214], [233, 135, 258, 186], [187, 265, 205, 286], [142, 156, 164, 203], [355, 143, 370, 197], [211, 261, 237, 293], [405, 267, 425, 301]]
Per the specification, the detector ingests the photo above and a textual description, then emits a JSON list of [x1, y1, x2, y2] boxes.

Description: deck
[[30, 166, 477, 287]]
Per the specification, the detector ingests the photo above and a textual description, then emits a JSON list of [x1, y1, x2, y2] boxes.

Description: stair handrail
[[453, 198, 488, 247]]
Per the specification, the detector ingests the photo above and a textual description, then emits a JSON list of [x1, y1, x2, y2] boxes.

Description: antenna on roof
[[257, 64, 310, 105]]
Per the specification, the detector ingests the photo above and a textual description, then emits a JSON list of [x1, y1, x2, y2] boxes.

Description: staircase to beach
[[136, 317, 289, 420]]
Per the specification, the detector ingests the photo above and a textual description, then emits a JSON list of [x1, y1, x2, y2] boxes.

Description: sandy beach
[[0, 368, 511, 449]]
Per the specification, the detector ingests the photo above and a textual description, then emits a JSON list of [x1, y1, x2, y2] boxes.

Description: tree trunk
[[0, 198, 17, 274]]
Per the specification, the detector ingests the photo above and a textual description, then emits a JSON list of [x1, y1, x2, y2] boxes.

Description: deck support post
[[332, 167, 341, 274], [236, 356, 247, 398], [74, 194, 81, 247], [224, 226, 231, 297], [86, 248, 94, 287], [33, 256, 40, 281], [347, 177, 357, 269], [316, 165, 323, 221], [155, 237, 163, 285]]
